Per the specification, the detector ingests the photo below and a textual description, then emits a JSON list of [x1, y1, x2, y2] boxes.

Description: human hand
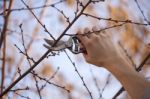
[[77, 27, 124, 68]]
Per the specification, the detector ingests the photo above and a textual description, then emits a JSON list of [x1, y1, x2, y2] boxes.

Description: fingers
[[76, 30, 88, 54], [76, 30, 89, 45], [90, 26, 100, 38], [92, 26, 111, 38], [92, 26, 104, 38], [77, 27, 98, 46], [76, 27, 111, 48], [84, 28, 90, 38], [92, 26, 99, 33], [99, 31, 107, 38]]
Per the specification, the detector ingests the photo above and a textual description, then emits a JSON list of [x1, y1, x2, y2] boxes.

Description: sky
[[0, 0, 150, 99]]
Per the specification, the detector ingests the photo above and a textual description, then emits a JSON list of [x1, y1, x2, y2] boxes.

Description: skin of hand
[[77, 27, 150, 99], [77, 27, 123, 68]]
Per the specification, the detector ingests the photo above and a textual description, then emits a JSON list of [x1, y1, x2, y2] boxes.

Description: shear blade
[[44, 38, 68, 51], [44, 38, 65, 47], [43, 44, 52, 49]]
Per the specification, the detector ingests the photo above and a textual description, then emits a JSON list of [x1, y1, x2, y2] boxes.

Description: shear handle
[[69, 36, 87, 54]]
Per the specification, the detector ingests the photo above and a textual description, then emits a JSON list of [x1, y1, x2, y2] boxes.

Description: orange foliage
[[41, 64, 53, 77], [108, 5, 128, 22], [66, 0, 75, 6], [107, 4, 150, 71], [58, 15, 66, 24], [108, 5, 148, 56]]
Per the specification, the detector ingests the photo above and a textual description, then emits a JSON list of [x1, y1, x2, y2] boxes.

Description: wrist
[[105, 55, 134, 73]]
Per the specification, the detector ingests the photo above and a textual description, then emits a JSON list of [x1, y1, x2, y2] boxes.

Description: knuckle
[[93, 35, 100, 41]]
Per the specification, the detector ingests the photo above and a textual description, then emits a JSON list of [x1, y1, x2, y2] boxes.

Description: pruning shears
[[43, 36, 86, 54]]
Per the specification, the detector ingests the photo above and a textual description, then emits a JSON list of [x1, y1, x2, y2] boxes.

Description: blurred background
[[0, 0, 150, 99]]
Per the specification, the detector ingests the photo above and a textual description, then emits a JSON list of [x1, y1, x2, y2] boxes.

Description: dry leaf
[[41, 64, 53, 76], [66, 0, 74, 6]]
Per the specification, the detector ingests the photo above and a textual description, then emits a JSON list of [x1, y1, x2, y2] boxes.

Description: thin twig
[[39, 67, 60, 91], [0, 0, 13, 50], [19, 24, 42, 99], [64, 50, 93, 99], [1, 1, 13, 98], [134, 0, 150, 24], [53, 6, 71, 24], [89, 66, 101, 99], [11, 0, 50, 86], [118, 42, 136, 69], [100, 74, 111, 99], [1, 15, 6, 94], [0, 0, 65, 15], [82, 13, 150, 26], [21, 0, 55, 40], [10, 87, 29, 92], [65, 22, 127, 36], [31, 71, 70, 93], [14, 44, 35, 63], [13, 92, 30, 99]]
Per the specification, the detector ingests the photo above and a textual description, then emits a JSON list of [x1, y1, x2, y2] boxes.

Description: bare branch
[[0, 0, 65, 15], [89, 66, 101, 99], [65, 22, 127, 36], [39, 67, 60, 91], [31, 71, 70, 93], [134, 0, 150, 24], [21, 0, 55, 40], [64, 50, 93, 99], [82, 13, 150, 26], [0, 0, 13, 50]]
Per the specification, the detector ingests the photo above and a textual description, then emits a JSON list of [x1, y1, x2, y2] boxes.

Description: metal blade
[[44, 38, 65, 47], [43, 44, 67, 51], [43, 38, 68, 51], [43, 44, 52, 49]]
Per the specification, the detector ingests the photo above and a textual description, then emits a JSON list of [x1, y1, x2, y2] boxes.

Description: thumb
[[76, 31, 88, 55], [76, 31, 89, 47]]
